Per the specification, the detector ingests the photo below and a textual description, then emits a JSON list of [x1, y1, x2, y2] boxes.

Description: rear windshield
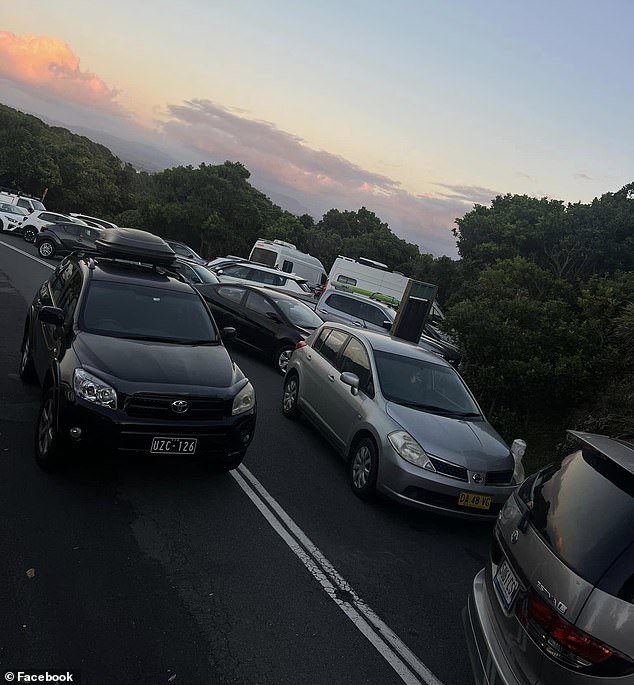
[[250, 247, 277, 267], [81, 282, 218, 344], [269, 294, 322, 329], [519, 450, 634, 584]]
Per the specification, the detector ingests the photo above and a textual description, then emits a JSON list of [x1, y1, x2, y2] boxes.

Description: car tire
[[19, 329, 37, 384], [211, 450, 246, 472], [23, 226, 37, 243], [0, 219, 4, 232], [274, 344, 294, 375], [34, 388, 66, 472], [38, 239, 56, 259], [349, 437, 379, 500], [282, 372, 301, 419]]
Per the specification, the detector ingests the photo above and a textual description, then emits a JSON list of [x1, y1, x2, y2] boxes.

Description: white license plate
[[150, 437, 197, 454], [494, 559, 519, 611]]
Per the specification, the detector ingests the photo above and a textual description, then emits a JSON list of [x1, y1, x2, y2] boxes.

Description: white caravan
[[248, 239, 327, 289], [327, 256, 444, 319]]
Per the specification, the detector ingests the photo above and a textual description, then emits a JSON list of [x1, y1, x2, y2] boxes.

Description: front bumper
[[58, 393, 256, 459], [377, 443, 515, 520]]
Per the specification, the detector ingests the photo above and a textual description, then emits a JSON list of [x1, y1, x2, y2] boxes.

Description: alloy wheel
[[21, 337, 30, 374], [352, 446, 372, 489], [39, 241, 54, 257], [283, 377, 298, 412], [277, 349, 292, 374], [38, 397, 55, 457]]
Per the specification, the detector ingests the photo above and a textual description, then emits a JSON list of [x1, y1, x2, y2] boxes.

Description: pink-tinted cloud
[[0, 32, 122, 113], [161, 99, 495, 255]]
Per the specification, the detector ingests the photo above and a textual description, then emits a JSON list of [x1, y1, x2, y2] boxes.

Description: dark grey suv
[[464, 431, 634, 684]]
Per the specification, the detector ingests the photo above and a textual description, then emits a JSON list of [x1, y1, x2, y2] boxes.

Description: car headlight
[[232, 381, 255, 415], [388, 431, 436, 471], [73, 368, 117, 409]]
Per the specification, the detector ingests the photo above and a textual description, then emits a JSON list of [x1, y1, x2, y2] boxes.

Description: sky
[[1, 1, 633, 256]]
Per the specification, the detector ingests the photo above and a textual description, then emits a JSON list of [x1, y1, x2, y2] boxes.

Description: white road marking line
[[0, 239, 55, 269], [0, 237, 444, 684], [238, 464, 444, 685], [233, 465, 444, 685]]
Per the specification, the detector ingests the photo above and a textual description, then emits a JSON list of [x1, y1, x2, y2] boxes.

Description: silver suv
[[316, 288, 461, 365], [464, 431, 634, 684], [282, 323, 524, 518]]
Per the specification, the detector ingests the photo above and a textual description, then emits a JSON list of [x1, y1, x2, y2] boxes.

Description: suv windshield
[[374, 351, 480, 417], [269, 295, 322, 329], [81, 282, 218, 344], [519, 450, 634, 584]]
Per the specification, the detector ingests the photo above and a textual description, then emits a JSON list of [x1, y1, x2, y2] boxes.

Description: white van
[[0, 190, 46, 214], [327, 255, 444, 319], [248, 239, 327, 289]]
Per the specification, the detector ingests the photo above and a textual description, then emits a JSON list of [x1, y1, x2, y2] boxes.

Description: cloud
[[160, 99, 474, 255], [573, 173, 593, 181], [515, 171, 536, 182], [0, 32, 122, 113]]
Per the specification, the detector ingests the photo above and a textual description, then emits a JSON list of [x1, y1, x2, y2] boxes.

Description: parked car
[[19, 228, 255, 472], [171, 259, 220, 285], [0, 201, 30, 232], [35, 222, 103, 259], [282, 323, 524, 515], [20, 211, 88, 243], [464, 430, 634, 684], [316, 288, 461, 366], [164, 240, 207, 265], [248, 238, 327, 289], [196, 283, 323, 374], [0, 189, 46, 214], [210, 260, 313, 295], [68, 213, 118, 229]]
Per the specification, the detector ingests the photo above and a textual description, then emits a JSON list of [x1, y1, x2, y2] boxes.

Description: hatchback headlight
[[232, 381, 255, 415], [388, 431, 436, 471], [73, 368, 117, 409]]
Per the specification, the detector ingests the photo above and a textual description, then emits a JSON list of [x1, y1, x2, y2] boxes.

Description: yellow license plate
[[458, 492, 492, 510]]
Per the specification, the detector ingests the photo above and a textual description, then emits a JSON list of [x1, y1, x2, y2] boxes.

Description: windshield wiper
[[124, 335, 217, 345], [452, 411, 482, 419], [397, 402, 480, 418]]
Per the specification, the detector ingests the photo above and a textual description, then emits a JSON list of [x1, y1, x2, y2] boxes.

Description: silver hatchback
[[464, 431, 634, 684], [282, 323, 525, 519]]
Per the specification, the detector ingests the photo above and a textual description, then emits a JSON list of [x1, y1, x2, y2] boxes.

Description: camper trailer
[[248, 239, 327, 289]]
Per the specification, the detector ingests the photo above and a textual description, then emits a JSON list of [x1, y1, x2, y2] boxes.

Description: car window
[[170, 244, 189, 257], [313, 327, 330, 353], [340, 337, 374, 396], [360, 302, 388, 327], [250, 247, 277, 267], [217, 286, 247, 304], [49, 261, 76, 303], [222, 265, 251, 278], [336, 275, 357, 286], [282, 260, 293, 273], [17, 198, 31, 210], [190, 265, 218, 284], [519, 451, 634, 587], [245, 291, 272, 316], [172, 262, 201, 283], [52, 214, 69, 222], [325, 293, 362, 318], [56, 264, 83, 325], [39, 212, 56, 222], [249, 269, 286, 287], [319, 329, 349, 367], [81, 227, 100, 241], [269, 295, 323, 329]]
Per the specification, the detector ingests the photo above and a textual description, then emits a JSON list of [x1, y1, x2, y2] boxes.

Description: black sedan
[[196, 284, 323, 374], [35, 222, 103, 259]]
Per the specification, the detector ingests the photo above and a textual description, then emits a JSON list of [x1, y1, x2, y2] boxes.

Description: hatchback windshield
[[81, 282, 218, 343], [374, 351, 480, 417], [270, 295, 322, 329]]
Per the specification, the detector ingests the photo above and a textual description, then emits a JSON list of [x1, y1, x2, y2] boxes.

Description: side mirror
[[381, 320, 392, 330], [340, 372, 360, 396], [265, 311, 282, 323], [221, 326, 236, 342], [216, 269, 224, 275], [511, 438, 527, 484], [38, 306, 65, 327]]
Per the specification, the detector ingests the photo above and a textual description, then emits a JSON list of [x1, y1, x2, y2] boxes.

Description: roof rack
[[0, 186, 42, 201]]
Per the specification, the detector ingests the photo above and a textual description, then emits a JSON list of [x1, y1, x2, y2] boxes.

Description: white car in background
[[19, 211, 88, 243], [210, 260, 313, 295], [68, 213, 118, 229], [0, 202, 30, 233]]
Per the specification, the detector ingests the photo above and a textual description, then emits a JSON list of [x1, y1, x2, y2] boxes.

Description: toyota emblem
[[472, 472, 483, 484], [511, 530, 519, 544], [171, 400, 189, 414]]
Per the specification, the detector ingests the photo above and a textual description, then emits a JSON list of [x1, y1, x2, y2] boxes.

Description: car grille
[[124, 394, 229, 420], [428, 456, 468, 481], [485, 470, 513, 486]]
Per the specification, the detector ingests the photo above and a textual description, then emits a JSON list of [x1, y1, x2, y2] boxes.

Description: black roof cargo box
[[95, 228, 175, 266]]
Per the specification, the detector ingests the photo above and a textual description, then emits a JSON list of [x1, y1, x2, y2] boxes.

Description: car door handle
[[352, 321, 363, 327], [318, 308, 328, 314], [328, 374, 335, 382], [306, 353, 312, 360]]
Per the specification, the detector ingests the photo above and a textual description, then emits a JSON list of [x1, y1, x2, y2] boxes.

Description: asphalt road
[[0, 234, 492, 685]]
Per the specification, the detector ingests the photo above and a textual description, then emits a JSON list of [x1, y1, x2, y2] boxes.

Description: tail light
[[516, 591, 634, 676], [40, 224, 50, 232], [295, 340, 307, 350]]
